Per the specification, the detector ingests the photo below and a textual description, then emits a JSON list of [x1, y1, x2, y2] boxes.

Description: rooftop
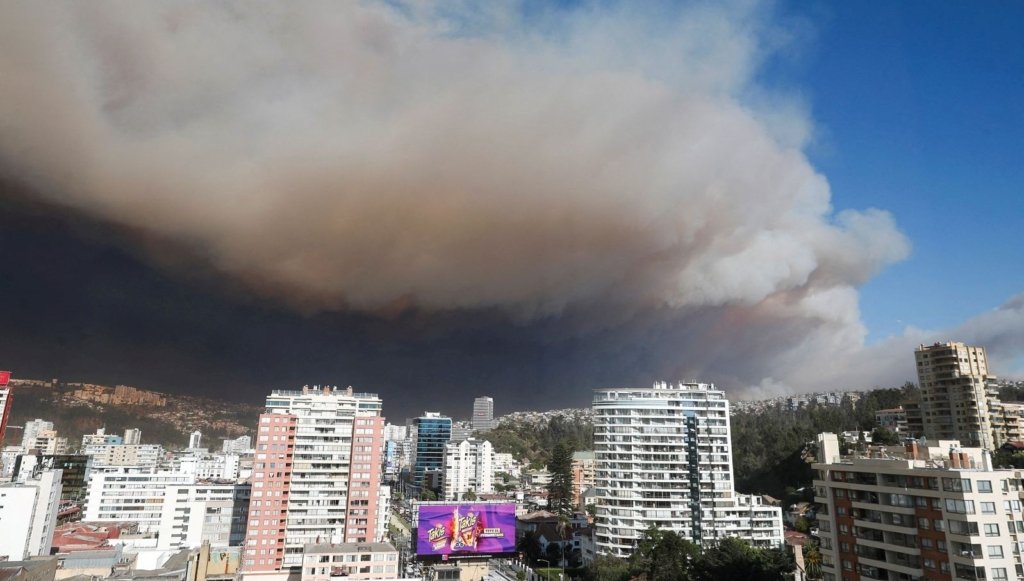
[[303, 542, 397, 555]]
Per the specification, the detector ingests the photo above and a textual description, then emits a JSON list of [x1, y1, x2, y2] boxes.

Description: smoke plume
[[4, 1, 1007, 400]]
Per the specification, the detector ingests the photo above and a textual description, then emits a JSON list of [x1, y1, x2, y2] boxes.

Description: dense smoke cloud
[[6, 1, 1010, 400]]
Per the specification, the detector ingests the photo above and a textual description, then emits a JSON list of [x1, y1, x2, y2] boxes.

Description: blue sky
[[766, 1, 1024, 342]]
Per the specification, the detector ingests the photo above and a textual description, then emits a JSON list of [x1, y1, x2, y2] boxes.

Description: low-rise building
[[83, 444, 164, 472], [300, 543, 399, 581], [874, 407, 907, 433], [570, 451, 594, 510]]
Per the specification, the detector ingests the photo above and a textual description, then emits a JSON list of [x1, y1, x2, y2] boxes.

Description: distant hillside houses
[[66, 383, 167, 407]]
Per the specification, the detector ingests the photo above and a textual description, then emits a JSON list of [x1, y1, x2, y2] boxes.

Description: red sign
[[0, 371, 9, 386]]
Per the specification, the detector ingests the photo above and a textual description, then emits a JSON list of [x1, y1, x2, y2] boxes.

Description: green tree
[[647, 531, 699, 581], [517, 530, 542, 565], [581, 555, 630, 581], [463, 488, 477, 501], [803, 541, 823, 580], [547, 442, 575, 516], [871, 427, 900, 445], [419, 489, 437, 501], [696, 538, 794, 581], [544, 542, 564, 568]]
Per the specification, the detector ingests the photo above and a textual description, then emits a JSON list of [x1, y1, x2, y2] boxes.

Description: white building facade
[[83, 471, 194, 531], [593, 382, 783, 556], [156, 482, 251, 549], [83, 443, 164, 472], [0, 468, 63, 561], [443, 438, 494, 500]]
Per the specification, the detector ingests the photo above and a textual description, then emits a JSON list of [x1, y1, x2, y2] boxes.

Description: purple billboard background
[[416, 503, 516, 556]]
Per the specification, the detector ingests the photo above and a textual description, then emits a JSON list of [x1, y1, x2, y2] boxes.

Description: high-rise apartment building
[[24, 427, 68, 455], [243, 386, 386, 572], [915, 342, 1002, 449], [124, 428, 142, 445], [472, 396, 495, 432], [813, 432, 1024, 581], [593, 382, 783, 556], [443, 437, 493, 500], [21, 419, 54, 449], [189, 430, 203, 449], [412, 412, 452, 493]]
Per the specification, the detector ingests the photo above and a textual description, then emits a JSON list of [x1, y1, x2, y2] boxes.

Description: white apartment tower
[[124, 428, 142, 445], [915, 342, 1001, 449], [245, 386, 386, 571], [593, 382, 782, 557], [472, 396, 495, 432], [443, 438, 494, 500], [189, 430, 203, 449]]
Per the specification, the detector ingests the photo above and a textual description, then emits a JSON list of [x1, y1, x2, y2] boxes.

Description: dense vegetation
[[580, 529, 793, 581], [481, 415, 593, 468], [731, 385, 911, 496]]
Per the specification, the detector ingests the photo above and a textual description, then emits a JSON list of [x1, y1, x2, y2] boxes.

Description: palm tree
[[803, 542, 823, 580]]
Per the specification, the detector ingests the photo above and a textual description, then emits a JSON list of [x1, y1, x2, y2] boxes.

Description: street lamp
[[536, 559, 558, 581]]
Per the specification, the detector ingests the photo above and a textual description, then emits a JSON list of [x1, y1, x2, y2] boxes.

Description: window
[[988, 546, 1004, 559], [992, 568, 1008, 580], [982, 502, 997, 514], [943, 478, 972, 492], [944, 499, 975, 514], [986, 523, 1001, 536], [978, 480, 993, 493], [949, 520, 979, 535]]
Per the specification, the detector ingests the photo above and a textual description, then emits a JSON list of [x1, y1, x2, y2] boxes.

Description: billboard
[[416, 503, 516, 557]]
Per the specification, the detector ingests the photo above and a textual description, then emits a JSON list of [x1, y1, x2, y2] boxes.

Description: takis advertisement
[[416, 503, 516, 557]]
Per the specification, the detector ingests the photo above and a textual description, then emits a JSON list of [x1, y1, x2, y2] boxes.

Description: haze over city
[[1, 1, 1022, 418]]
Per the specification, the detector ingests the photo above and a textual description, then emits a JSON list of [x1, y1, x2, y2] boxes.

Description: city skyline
[[0, 1, 1021, 417]]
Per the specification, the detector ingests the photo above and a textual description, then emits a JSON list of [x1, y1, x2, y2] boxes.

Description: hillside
[[4, 381, 261, 449]]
